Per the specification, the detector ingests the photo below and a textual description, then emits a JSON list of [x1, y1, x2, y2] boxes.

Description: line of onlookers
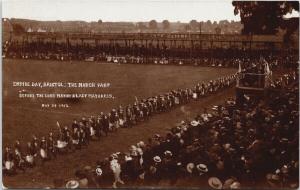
[[3, 40, 298, 69]]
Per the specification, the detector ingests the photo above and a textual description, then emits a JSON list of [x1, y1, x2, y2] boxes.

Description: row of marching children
[[3, 74, 237, 176]]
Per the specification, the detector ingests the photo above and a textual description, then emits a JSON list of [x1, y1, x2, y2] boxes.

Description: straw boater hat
[[111, 153, 118, 160], [230, 182, 241, 189], [164, 150, 173, 157], [208, 177, 223, 189], [223, 178, 236, 189], [281, 165, 289, 174], [153, 156, 161, 163], [266, 173, 280, 187], [125, 155, 133, 161], [66, 180, 79, 189], [95, 167, 103, 176], [130, 145, 137, 151], [136, 148, 143, 155], [186, 163, 195, 174], [223, 143, 231, 150], [196, 164, 208, 173], [131, 150, 138, 157], [137, 141, 145, 148], [190, 120, 200, 127]]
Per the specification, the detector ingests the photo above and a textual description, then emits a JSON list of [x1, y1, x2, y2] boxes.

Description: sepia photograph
[[1, 0, 299, 189]]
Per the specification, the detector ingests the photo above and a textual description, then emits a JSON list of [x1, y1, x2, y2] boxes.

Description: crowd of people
[[3, 40, 299, 69], [57, 71, 297, 189], [3, 72, 237, 177], [3, 39, 299, 189]]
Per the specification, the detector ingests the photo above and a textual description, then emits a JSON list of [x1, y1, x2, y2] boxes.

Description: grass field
[[3, 59, 236, 145], [3, 59, 236, 188]]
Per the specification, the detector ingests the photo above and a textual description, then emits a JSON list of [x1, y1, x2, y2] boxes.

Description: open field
[[3, 59, 236, 188], [3, 59, 236, 145]]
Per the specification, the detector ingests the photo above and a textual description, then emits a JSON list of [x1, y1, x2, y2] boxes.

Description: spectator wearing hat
[[162, 150, 177, 184], [94, 162, 104, 187], [65, 179, 79, 189], [110, 158, 124, 188], [144, 156, 162, 185], [121, 154, 137, 184], [208, 177, 223, 189], [74, 169, 88, 188], [266, 173, 282, 188], [83, 165, 98, 188]]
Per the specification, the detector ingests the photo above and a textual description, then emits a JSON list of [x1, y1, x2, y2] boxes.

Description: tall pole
[[199, 22, 202, 35], [199, 21, 202, 58], [189, 31, 192, 65]]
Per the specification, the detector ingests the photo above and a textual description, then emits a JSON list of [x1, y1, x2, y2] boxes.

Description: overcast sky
[[2, 0, 243, 22]]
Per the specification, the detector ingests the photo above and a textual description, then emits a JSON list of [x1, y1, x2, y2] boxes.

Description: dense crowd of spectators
[[3, 40, 299, 69], [59, 72, 297, 189], [59, 71, 299, 189]]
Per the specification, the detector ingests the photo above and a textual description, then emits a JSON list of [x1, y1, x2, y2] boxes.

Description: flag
[[244, 94, 250, 101], [238, 63, 242, 73], [134, 96, 138, 103], [262, 58, 271, 74], [263, 58, 272, 87], [56, 121, 62, 132]]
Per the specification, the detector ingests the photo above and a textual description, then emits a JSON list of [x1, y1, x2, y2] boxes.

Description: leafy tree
[[149, 20, 158, 30], [98, 19, 103, 24], [137, 22, 147, 30], [189, 20, 198, 30], [219, 20, 230, 25], [215, 27, 222, 34], [206, 20, 212, 26], [232, 1, 299, 35], [12, 23, 25, 35], [184, 24, 191, 32], [162, 20, 170, 30]]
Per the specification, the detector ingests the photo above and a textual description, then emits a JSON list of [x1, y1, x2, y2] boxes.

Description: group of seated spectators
[[3, 73, 237, 178], [3, 40, 299, 69], [54, 71, 297, 189]]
